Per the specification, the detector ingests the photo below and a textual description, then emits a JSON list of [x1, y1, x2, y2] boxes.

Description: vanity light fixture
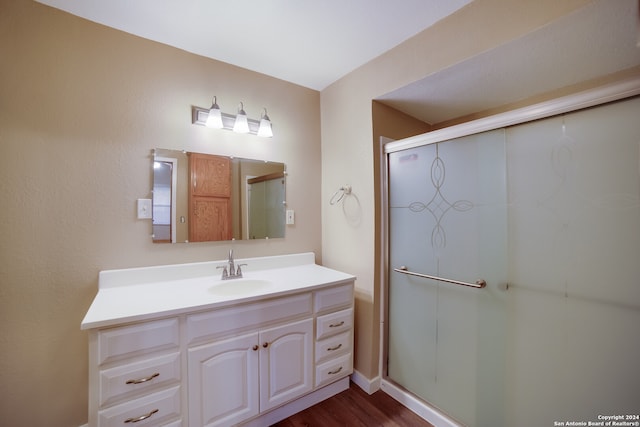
[[257, 109, 273, 138], [205, 96, 223, 128], [232, 102, 250, 134], [191, 97, 273, 137]]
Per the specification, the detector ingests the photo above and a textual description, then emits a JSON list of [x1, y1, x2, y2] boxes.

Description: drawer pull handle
[[327, 344, 343, 351], [329, 321, 345, 328], [328, 366, 343, 375], [125, 373, 160, 385], [124, 408, 158, 423]]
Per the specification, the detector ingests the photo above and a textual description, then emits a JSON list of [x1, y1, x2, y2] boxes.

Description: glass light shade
[[257, 117, 273, 138], [233, 104, 250, 133], [205, 106, 223, 128]]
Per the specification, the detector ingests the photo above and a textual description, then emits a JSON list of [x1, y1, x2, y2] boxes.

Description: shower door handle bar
[[394, 266, 486, 289]]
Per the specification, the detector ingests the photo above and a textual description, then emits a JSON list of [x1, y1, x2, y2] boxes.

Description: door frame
[[154, 155, 178, 243]]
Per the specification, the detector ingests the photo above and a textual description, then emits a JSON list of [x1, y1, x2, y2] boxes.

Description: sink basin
[[208, 278, 276, 296]]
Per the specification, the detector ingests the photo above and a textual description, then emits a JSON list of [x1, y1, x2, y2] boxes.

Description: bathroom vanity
[[81, 253, 355, 427]]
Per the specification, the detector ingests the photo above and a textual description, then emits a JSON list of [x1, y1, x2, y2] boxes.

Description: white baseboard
[[380, 379, 462, 427], [350, 372, 460, 427], [350, 369, 381, 394]]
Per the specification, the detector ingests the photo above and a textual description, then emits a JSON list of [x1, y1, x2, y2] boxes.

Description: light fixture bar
[[192, 106, 272, 136]]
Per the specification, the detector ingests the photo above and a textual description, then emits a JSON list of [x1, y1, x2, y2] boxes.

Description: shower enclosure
[[382, 82, 640, 427]]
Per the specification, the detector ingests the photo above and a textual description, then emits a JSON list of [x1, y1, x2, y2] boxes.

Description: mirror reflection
[[152, 149, 286, 243]]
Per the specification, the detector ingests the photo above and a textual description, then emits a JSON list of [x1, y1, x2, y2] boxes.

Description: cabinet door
[[188, 333, 259, 427], [259, 318, 313, 411]]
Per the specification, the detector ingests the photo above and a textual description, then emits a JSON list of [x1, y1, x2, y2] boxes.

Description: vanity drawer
[[316, 308, 353, 340], [315, 330, 351, 364], [97, 385, 181, 427], [98, 318, 180, 365], [99, 352, 181, 407], [315, 353, 352, 388], [314, 283, 353, 314], [187, 292, 312, 344]]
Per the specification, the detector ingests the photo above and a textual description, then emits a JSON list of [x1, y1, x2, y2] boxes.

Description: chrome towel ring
[[329, 185, 352, 205]]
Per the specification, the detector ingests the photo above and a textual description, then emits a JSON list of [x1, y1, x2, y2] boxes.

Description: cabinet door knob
[[262, 342, 269, 348], [252, 345, 259, 351]]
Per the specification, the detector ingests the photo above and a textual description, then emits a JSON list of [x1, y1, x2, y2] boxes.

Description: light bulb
[[257, 109, 273, 138], [205, 97, 223, 128], [233, 102, 250, 133]]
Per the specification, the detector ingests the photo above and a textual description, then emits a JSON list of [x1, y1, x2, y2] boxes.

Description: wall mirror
[[152, 148, 286, 243]]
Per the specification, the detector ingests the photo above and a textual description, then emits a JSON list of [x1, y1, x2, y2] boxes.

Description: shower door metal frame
[[378, 74, 640, 425]]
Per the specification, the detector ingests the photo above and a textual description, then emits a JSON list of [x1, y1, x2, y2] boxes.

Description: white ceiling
[[34, 0, 640, 124], [35, 0, 472, 91]]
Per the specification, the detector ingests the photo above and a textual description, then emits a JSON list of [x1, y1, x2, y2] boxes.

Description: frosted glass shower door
[[248, 176, 285, 239], [387, 130, 508, 426]]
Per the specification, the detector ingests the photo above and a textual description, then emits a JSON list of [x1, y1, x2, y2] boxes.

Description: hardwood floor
[[271, 382, 434, 427]]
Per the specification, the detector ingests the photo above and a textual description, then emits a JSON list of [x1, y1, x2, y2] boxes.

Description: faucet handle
[[216, 265, 228, 278], [236, 263, 247, 278]]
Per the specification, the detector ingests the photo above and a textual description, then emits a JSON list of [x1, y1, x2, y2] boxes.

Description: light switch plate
[[286, 209, 295, 225], [137, 199, 152, 219]]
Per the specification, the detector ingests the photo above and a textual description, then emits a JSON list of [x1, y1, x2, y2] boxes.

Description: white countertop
[[81, 252, 355, 330]]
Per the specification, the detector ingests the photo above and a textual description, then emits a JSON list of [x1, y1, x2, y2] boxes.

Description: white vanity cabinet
[[258, 318, 314, 410], [187, 320, 314, 426], [187, 332, 259, 427], [186, 293, 314, 427], [313, 284, 354, 388], [88, 318, 183, 427], [83, 253, 355, 427]]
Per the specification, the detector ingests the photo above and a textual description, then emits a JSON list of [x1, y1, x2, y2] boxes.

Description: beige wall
[[0, 0, 609, 425], [0, 1, 321, 425], [320, 0, 592, 381]]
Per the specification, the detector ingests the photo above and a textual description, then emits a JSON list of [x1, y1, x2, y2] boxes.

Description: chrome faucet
[[218, 249, 245, 280], [227, 249, 235, 277]]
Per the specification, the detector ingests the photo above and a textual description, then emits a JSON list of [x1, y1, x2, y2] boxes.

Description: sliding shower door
[[387, 130, 508, 426], [384, 94, 640, 427]]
